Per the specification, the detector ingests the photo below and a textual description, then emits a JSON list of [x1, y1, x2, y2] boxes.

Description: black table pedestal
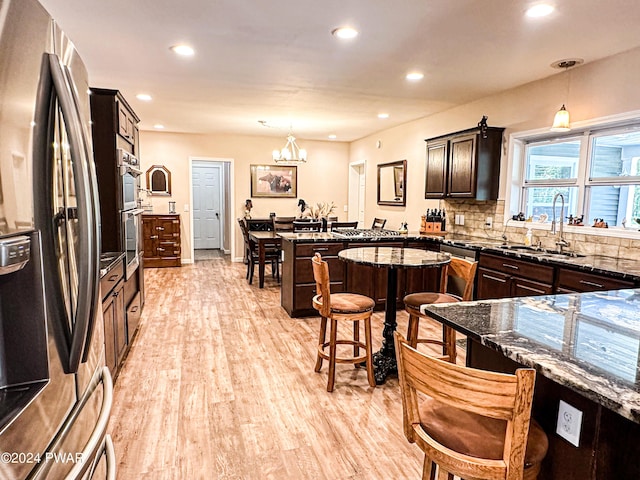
[[372, 267, 398, 384]]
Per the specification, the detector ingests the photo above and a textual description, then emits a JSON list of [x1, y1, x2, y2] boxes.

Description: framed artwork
[[146, 165, 172, 196], [250, 164, 297, 198], [377, 159, 406, 206]]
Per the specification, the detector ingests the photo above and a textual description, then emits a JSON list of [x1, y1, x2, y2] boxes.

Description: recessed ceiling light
[[136, 93, 152, 101], [331, 27, 358, 39], [378, 113, 389, 119], [170, 44, 195, 56], [328, 134, 337, 140], [526, 4, 554, 17], [153, 124, 165, 129], [406, 72, 424, 81]]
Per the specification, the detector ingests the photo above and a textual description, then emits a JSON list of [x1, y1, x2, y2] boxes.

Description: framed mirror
[[377, 160, 406, 206], [146, 165, 172, 196]]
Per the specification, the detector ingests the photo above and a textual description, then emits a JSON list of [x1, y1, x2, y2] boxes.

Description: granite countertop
[[99, 251, 125, 278], [422, 288, 640, 423], [278, 231, 640, 282]]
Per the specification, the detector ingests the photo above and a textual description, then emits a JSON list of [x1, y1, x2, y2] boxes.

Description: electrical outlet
[[459, 214, 465, 226], [184, 204, 190, 212], [556, 400, 582, 447], [454, 214, 460, 225], [343, 205, 348, 212], [485, 217, 493, 228]]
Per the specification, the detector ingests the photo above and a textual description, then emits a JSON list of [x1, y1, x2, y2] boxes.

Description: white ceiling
[[39, 0, 640, 141]]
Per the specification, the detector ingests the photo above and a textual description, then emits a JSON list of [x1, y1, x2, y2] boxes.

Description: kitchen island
[[422, 289, 640, 480]]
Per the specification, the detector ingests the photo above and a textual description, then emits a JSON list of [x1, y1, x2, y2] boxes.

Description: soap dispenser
[[524, 227, 533, 246]]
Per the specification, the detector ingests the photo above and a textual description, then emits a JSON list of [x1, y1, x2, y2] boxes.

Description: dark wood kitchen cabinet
[[90, 88, 141, 254], [281, 240, 346, 317], [555, 267, 635, 293], [142, 214, 182, 267], [100, 260, 126, 376], [476, 253, 554, 300], [425, 125, 504, 200]]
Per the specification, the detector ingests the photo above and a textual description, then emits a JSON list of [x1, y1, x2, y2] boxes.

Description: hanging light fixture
[[272, 130, 307, 163], [550, 59, 583, 132]]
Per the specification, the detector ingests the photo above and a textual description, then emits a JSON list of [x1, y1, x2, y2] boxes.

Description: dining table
[[338, 246, 451, 384], [248, 230, 282, 288]]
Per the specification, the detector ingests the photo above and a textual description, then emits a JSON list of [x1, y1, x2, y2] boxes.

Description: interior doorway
[[189, 158, 233, 261], [348, 160, 366, 227]]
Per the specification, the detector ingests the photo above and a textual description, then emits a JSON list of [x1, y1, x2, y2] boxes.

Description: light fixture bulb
[[273, 131, 307, 163], [406, 72, 424, 81], [526, 4, 554, 18], [332, 27, 358, 39], [170, 44, 195, 56], [551, 105, 571, 132], [378, 113, 389, 119], [136, 93, 152, 101], [154, 124, 165, 129]]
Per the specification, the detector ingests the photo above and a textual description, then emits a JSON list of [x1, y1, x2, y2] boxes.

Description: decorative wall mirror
[[146, 165, 172, 196], [377, 160, 406, 206]]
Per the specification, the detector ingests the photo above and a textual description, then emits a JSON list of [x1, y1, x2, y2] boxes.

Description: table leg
[[258, 241, 266, 288], [372, 267, 398, 384]]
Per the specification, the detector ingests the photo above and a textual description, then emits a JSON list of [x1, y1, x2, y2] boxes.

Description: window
[[520, 125, 640, 228]]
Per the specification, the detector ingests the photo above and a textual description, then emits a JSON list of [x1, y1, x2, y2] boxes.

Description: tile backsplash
[[441, 199, 640, 261]]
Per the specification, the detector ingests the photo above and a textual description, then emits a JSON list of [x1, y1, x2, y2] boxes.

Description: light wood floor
[[110, 252, 464, 479]]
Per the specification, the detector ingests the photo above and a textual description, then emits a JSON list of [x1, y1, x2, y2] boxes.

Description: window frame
[[510, 118, 640, 233]]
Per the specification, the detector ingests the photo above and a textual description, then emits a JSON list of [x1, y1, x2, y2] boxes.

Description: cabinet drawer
[[479, 254, 554, 283], [296, 243, 344, 258], [557, 268, 635, 292], [127, 292, 142, 340], [296, 257, 345, 284], [100, 263, 124, 301]]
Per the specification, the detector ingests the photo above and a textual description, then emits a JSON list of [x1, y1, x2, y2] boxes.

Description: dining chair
[[293, 220, 322, 232], [330, 221, 358, 231], [403, 257, 478, 363], [371, 217, 387, 229], [395, 331, 548, 480], [238, 218, 279, 284], [311, 253, 376, 392], [272, 216, 296, 232]]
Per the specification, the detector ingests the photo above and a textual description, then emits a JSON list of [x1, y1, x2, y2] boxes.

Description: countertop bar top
[[279, 231, 640, 282], [422, 289, 640, 423], [99, 251, 125, 278]]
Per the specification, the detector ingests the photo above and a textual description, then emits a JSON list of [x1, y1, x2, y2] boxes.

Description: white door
[[357, 165, 365, 227], [192, 163, 222, 249]]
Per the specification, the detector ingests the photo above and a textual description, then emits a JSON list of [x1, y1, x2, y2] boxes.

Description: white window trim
[[504, 109, 640, 239]]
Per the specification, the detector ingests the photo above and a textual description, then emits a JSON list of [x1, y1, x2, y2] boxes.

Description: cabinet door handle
[[579, 280, 604, 289], [483, 274, 508, 283], [502, 263, 519, 270], [108, 274, 119, 282], [130, 306, 139, 313], [173, 233, 179, 237], [150, 235, 158, 239], [313, 247, 329, 252], [157, 247, 165, 252], [156, 226, 164, 231]]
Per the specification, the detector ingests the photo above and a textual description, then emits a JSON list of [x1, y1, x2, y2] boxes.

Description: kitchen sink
[[538, 251, 586, 259], [498, 245, 543, 252]]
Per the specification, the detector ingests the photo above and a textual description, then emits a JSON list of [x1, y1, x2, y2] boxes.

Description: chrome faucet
[[551, 193, 570, 252]]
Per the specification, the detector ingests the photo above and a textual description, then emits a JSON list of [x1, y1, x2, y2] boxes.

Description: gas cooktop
[[331, 228, 401, 238]]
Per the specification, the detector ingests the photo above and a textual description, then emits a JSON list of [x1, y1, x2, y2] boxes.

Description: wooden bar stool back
[[403, 257, 478, 363], [371, 217, 387, 229], [311, 253, 376, 392], [395, 332, 548, 480], [272, 216, 296, 232]]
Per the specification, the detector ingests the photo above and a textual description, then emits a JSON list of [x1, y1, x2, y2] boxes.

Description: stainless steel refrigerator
[[0, 0, 114, 478]]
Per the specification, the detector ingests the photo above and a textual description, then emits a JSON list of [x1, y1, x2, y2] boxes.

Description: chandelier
[[272, 131, 307, 163]]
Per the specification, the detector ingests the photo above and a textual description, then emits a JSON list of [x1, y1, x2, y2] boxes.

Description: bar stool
[[311, 253, 376, 392], [395, 332, 548, 480], [403, 257, 477, 363]]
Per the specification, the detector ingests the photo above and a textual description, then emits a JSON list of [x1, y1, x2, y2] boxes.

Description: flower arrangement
[[301, 201, 336, 219]]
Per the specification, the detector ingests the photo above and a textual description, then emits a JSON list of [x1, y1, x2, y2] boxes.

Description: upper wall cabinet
[[425, 120, 504, 200]]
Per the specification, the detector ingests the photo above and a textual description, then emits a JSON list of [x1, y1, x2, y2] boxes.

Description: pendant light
[[272, 129, 307, 164], [550, 59, 583, 132]]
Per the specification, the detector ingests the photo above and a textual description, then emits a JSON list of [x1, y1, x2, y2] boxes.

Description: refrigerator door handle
[[27, 367, 113, 480], [34, 53, 100, 374], [104, 434, 117, 480]]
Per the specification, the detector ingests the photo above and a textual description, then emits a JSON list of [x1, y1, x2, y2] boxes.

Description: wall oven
[[118, 148, 142, 211], [122, 208, 144, 279]]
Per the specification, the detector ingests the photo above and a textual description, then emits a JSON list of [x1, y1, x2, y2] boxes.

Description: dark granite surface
[[422, 289, 640, 423], [338, 246, 450, 269], [279, 231, 640, 282], [99, 251, 125, 278]]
